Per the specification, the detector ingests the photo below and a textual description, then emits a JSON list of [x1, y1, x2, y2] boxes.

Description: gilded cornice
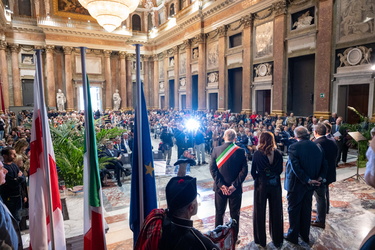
[[272, 0, 287, 16], [63, 46, 73, 55]]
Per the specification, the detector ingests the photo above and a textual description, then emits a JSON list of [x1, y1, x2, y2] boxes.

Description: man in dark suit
[[209, 129, 248, 243], [312, 123, 338, 229], [332, 116, 348, 165], [102, 141, 128, 187], [120, 132, 134, 166], [284, 126, 327, 245]]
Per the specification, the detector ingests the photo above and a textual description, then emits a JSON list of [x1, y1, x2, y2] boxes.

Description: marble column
[[164, 52, 170, 109], [173, 47, 179, 110], [119, 51, 127, 110], [197, 34, 206, 110], [126, 54, 133, 108], [104, 50, 112, 111], [218, 25, 227, 111], [46, 45, 56, 108], [314, 0, 334, 119], [63, 46, 73, 111], [184, 40, 192, 110], [271, 1, 287, 116], [153, 55, 159, 109], [0, 41, 9, 111], [10, 44, 22, 106], [241, 15, 253, 114]]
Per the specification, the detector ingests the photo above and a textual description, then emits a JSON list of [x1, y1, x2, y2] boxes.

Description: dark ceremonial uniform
[[209, 142, 248, 241], [284, 139, 327, 244], [251, 149, 284, 247], [313, 135, 338, 221], [159, 214, 218, 250]]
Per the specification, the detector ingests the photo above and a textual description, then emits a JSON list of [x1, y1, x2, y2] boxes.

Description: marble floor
[[20, 140, 375, 250]]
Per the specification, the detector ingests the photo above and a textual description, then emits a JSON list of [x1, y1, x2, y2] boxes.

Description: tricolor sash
[[216, 143, 240, 169]]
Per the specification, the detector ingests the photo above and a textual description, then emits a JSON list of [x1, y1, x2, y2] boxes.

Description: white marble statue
[[113, 89, 121, 111], [56, 89, 66, 112]]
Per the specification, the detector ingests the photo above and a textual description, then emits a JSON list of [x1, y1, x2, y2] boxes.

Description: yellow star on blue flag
[[145, 162, 154, 177]]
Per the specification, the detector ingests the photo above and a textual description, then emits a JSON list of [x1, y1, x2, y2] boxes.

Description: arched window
[[170, 3, 175, 17], [132, 14, 142, 31]]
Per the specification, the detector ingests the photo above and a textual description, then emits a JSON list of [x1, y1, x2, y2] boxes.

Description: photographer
[[160, 126, 174, 166]]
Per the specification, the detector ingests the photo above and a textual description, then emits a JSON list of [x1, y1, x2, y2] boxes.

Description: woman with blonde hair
[[251, 131, 284, 248]]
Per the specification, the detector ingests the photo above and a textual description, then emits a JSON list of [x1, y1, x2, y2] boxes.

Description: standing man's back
[[210, 129, 248, 243], [284, 126, 327, 245]]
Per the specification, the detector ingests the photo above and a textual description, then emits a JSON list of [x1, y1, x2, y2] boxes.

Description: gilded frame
[[52, 0, 95, 21]]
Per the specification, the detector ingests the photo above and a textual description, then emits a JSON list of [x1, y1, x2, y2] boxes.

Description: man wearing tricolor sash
[[209, 129, 248, 244]]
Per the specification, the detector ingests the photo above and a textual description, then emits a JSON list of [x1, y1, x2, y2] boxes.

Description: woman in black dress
[[251, 131, 284, 248]]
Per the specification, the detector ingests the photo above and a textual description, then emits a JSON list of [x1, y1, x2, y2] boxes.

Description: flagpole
[[134, 44, 144, 230], [35, 49, 56, 250]]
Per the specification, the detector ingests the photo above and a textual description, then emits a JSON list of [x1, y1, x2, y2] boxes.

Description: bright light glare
[[185, 119, 200, 131], [371, 64, 375, 71]]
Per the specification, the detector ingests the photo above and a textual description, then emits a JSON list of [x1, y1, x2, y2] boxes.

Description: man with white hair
[[210, 129, 248, 243]]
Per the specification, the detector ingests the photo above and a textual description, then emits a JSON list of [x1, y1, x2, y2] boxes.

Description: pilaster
[[46, 45, 56, 108], [218, 25, 227, 111], [197, 33, 206, 110], [271, 0, 287, 115], [63, 46, 73, 111], [241, 15, 253, 114], [126, 54, 134, 108], [153, 55, 159, 109], [0, 41, 9, 110], [119, 51, 127, 110], [10, 44, 22, 106], [184, 39, 192, 110], [104, 50, 112, 110]]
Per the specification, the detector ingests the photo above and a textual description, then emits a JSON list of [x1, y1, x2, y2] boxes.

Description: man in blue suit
[[284, 126, 327, 245]]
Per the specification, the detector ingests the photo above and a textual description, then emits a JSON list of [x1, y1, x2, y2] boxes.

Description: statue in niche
[[293, 10, 314, 29], [192, 48, 199, 59], [56, 89, 66, 112], [113, 89, 121, 111], [169, 57, 174, 67]]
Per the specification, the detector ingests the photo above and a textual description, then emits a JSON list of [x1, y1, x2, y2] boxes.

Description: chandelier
[[78, 0, 140, 32]]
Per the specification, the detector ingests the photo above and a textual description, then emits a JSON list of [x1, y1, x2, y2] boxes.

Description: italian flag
[[29, 53, 66, 249], [216, 143, 240, 169], [83, 74, 107, 249]]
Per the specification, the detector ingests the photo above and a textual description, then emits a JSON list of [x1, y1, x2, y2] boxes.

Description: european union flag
[[129, 84, 157, 244]]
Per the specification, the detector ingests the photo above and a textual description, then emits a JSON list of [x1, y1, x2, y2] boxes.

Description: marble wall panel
[[75, 56, 102, 74], [207, 41, 219, 70], [337, 0, 375, 43], [179, 53, 186, 75], [159, 60, 164, 79], [255, 21, 273, 58]]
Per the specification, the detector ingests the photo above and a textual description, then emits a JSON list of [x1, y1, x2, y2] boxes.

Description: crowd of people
[[0, 107, 373, 249]]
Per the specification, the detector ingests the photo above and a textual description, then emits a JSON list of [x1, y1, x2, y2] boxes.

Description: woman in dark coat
[[251, 131, 284, 248]]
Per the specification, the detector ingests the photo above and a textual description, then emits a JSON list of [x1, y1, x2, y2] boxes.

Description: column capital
[[9, 44, 20, 53], [46, 45, 55, 53], [152, 54, 159, 61], [0, 40, 7, 50], [272, 0, 287, 16], [195, 33, 205, 44], [103, 50, 112, 57], [126, 53, 135, 61], [217, 25, 228, 37], [183, 39, 191, 49], [119, 51, 126, 59], [240, 14, 253, 28], [63, 46, 73, 55]]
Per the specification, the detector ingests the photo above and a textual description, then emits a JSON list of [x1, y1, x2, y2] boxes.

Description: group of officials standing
[[207, 123, 338, 248]]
